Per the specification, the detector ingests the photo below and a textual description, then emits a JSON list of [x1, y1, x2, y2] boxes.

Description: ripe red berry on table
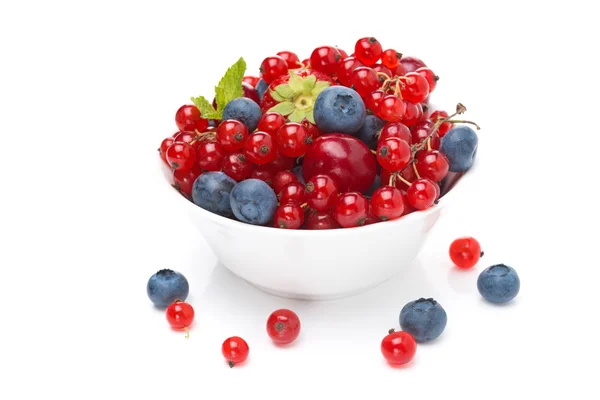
[[166, 301, 195, 338], [266, 309, 301, 345], [354, 37, 383, 66], [449, 237, 483, 269], [381, 330, 417, 366], [222, 336, 250, 368]]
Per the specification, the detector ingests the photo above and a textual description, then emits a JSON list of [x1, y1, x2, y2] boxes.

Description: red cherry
[[217, 120, 248, 153], [276, 50, 300, 69], [333, 192, 369, 228], [376, 137, 411, 171], [338, 57, 365, 86], [430, 111, 453, 137], [378, 95, 406, 122], [166, 142, 196, 172], [273, 171, 298, 194], [401, 101, 423, 127], [258, 112, 286, 135], [242, 76, 260, 88], [305, 174, 339, 211], [381, 330, 417, 365], [365, 90, 385, 114], [244, 131, 277, 165], [400, 73, 430, 104], [166, 301, 195, 333], [173, 166, 202, 197], [221, 152, 253, 181], [266, 151, 295, 173], [266, 309, 301, 344], [196, 141, 224, 171], [449, 237, 483, 269], [279, 182, 306, 205], [399, 56, 427, 73], [305, 210, 341, 230], [407, 179, 438, 210], [350, 67, 379, 98], [274, 203, 304, 229], [411, 120, 440, 150], [354, 37, 383, 66], [381, 49, 402, 69], [276, 122, 312, 157], [415, 150, 450, 182], [159, 137, 175, 164], [222, 336, 249, 368], [416, 67, 438, 93], [370, 186, 405, 221], [251, 164, 276, 187], [379, 122, 411, 144], [175, 104, 208, 133], [302, 133, 377, 193], [310, 46, 342, 76], [260, 55, 288, 84]]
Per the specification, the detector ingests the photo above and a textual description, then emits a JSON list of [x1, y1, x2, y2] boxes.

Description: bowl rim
[[158, 153, 479, 236]]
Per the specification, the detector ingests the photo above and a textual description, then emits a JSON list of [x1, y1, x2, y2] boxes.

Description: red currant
[[243, 76, 260, 88], [257, 112, 286, 136], [449, 237, 483, 269], [354, 37, 383, 66], [380, 164, 417, 191], [371, 64, 393, 80], [416, 67, 438, 93], [279, 182, 306, 204], [350, 67, 380, 98], [393, 63, 407, 76], [266, 309, 301, 344], [381, 49, 402, 69], [399, 56, 427, 73], [376, 137, 411, 171], [310, 46, 342, 76], [276, 50, 300, 69], [175, 104, 208, 133], [266, 151, 295, 173], [411, 120, 440, 150], [400, 72, 430, 104], [337, 56, 364, 86], [305, 174, 339, 211], [305, 210, 340, 230], [401, 101, 423, 127], [221, 152, 253, 181], [430, 111, 453, 137], [365, 90, 385, 114], [370, 186, 405, 221], [381, 330, 417, 366], [333, 192, 369, 228], [378, 95, 406, 122], [196, 141, 224, 171], [222, 336, 249, 368], [173, 165, 202, 197], [415, 150, 450, 182], [336, 47, 349, 59], [400, 190, 415, 216], [159, 137, 175, 164], [166, 142, 196, 172], [407, 179, 437, 210], [173, 130, 196, 145], [244, 131, 277, 165], [260, 55, 288, 84], [217, 120, 248, 153], [166, 301, 195, 334], [379, 122, 411, 144], [302, 119, 323, 139], [273, 171, 298, 194], [276, 122, 312, 157], [251, 164, 276, 187], [274, 203, 304, 229]]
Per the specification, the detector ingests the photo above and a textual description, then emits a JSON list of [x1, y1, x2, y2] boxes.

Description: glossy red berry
[[305, 174, 339, 211], [400, 72, 430, 104], [196, 141, 225, 171], [415, 150, 450, 182], [222, 336, 249, 368], [351, 67, 380, 98], [381, 330, 417, 365], [166, 142, 196, 172], [276, 50, 300, 69], [266, 152, 295, 173], [274, 203, 304, 229], [333, 192, 369, 228], [251, 164, 276, 187], [279, 182, 306, 205], [381, 49, 402, 69], [337, 56, 364, 86], [365, 90, 385, 114], [166, 301, 195, 331], [310, 46, 342, 76], [401, 101, 423, 127], [407, 179, 438, 210], [266, 309, 301, 344], [159, 137, 175, 164], [173, 165, 202, 197], [378, 95, 406, 122], [260, 55, 288, 84], [175, 104, 208, 133], [354, 37, 383, 66], [221, 152, 253, 181], [173, 131, 196, 146], [217, 120, 248, 152], [376, 137, 411, 171], [379, 122, 411, 144], [336, 47, 349, 59], [305, 210, 341, 230], [257, 112, 286, 135], [370, 186, 405, 221], [449, 237, 483, 269], [244, 131, 277, 165], [430, 111, 453, 137], [393, 63, 407, 77], [380, 164, 417, 191], [276, 122, 312, 157], [243, 76, 260, 88], [416, 67, 438, 93], [273, 171, 298, 194], [399, 56, 427, 73], [371, 63, 393, 79], [411, 120, 440, 149]]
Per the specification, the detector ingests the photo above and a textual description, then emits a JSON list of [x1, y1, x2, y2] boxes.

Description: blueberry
[[399, 298, 447, 342], [365, 174, 382, 197], [440, 125, 479, 172], [355, 115, 384, 149], [477, 264, 520, 303], [292, 165, 305, 184], [230, 179, 278, 225], [222, 97, 262, 132], [313, 86, 366, 134], [192, 171, 237, 217], [256, 79, 269, 101], [146, 269, 189, 308]]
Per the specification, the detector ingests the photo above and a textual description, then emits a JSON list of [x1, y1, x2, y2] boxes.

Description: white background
[[1, 0, 599, 398]]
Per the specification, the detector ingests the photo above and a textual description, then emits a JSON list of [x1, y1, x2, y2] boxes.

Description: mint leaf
[[214, 57, 247, 117], [268, 101, 295, 116], [190, 95, 219, 119]]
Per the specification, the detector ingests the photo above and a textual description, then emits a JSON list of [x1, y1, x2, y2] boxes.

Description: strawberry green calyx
[[268, 73, 330, 124]]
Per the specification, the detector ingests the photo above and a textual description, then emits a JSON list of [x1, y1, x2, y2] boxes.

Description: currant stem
[[412, 162, 421, 179], [426, 137, 432, 151], [300, 202, 308, 209], [396, 174, 412, 187], [377, 72, 391, 80], [444, 119, 481, 130], [184, 327, 190, 339]]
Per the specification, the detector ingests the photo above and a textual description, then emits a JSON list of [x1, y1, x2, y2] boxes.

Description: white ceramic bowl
[[159, 157, 478, 300]]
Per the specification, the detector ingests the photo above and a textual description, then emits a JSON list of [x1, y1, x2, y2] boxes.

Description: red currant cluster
[[158, 36, 480, 229]]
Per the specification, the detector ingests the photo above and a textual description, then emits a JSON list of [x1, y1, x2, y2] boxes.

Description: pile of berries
[[147, 237, 520, 368], [158, 37, 480, 229]]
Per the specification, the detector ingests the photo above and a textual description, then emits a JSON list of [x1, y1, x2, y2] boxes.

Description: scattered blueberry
[[222, 97, 262, 132], [313, 86, 366, 134], [192, 171, 237, 217], [256, 79, 269, 101], [147, 269, 189, 308], [399, 298, 447, 342], [230, 179, 278, 225], [477, 264, 520, 304], [365, 174, 382, 197], [292, 165, 305, 184], [355, 115, 384, 149], [440, 125, 478, 172]]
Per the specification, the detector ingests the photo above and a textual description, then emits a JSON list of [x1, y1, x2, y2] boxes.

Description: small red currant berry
[[251, 164, 276, 187], [244, 131, 277, 165], [411, 120, 440, 149], [172, 165, 202, 197], [159, 137, 175, 164], [276, 50, 300, 69], [221, 152, 254, 181], [364, 90, 385, 114], [257, 112, 286, 136], [400, 72, 430, 104], [449, 237, 483, 269], [333, 192, 369, 228], [401, 101, 423, 127], [276, 122, 312, 157], [266, 309, 301, 344], [274, 203, 304, 229], [310, 46, 342, 76], [166, 301, 195, 338], [166, 142, 196, 172], [305, 174, 339, 211], [430, 111, 453, 137], [371, 63, 393, 80], [381, 49, 402, 69], [415, 150, 450, 182], [266, 152, 295, 173], [376, 137, 411, 172], [350, 67, 380, 98], [354, 37, 383, 66], [196, 141, 225, 171], [175, 104, 208, 133], [416, 67, 439, 93], [273, 171, 298, 194], [407, 179, 438, 210], [222, 336, 249, 368], [337, 56, 364, 86], [305, 210, 341, 230], [242, 76, 260, 88], [217, 120, 248, 153], [279, 182, 306, 205], [379, 122, 411, 144], [260, 55, 288, 84], [381, 329, 417, 366], [378, 95, 406, 122], [370, 186, 405, 221]]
